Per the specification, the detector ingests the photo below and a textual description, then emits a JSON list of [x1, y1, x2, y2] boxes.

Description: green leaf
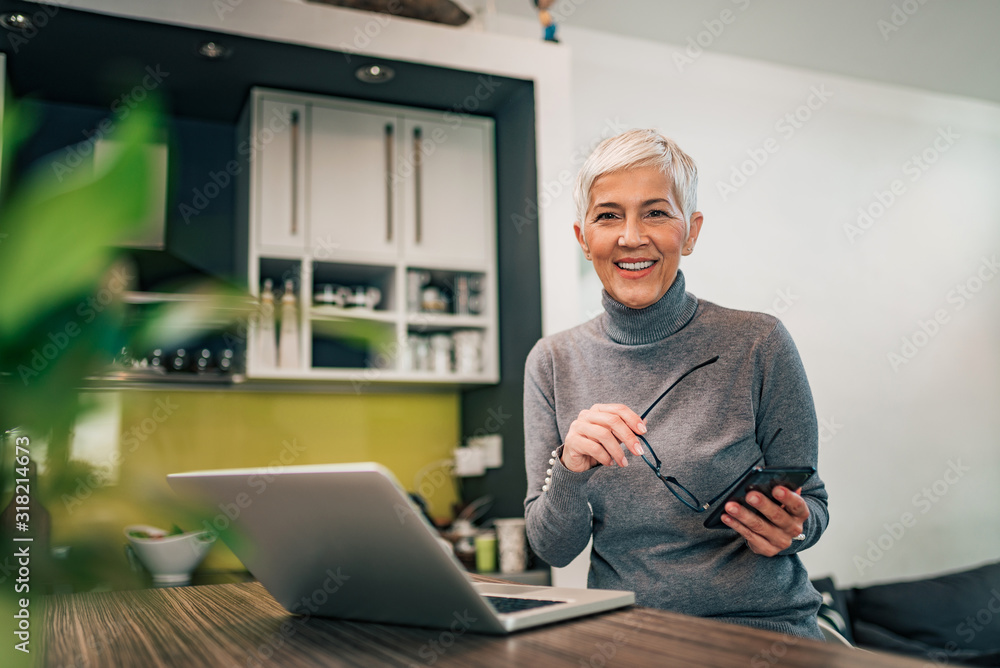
[[0, 101, 160, 342], [128, 283, 254, 353], [0, 93, 39, 202]]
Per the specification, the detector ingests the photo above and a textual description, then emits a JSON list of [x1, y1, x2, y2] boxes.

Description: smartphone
[[702, 466, 816, 529]]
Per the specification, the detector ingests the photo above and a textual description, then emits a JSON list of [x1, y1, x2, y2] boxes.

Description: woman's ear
[[683, 212, 704, 255], [574, 222, 592, 260]]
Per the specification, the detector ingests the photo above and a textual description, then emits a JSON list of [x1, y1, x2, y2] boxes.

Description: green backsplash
[[53, 389, 461, 571]]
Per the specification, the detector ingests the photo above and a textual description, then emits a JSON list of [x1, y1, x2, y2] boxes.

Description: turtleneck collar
[[601, 270, 698, 345]]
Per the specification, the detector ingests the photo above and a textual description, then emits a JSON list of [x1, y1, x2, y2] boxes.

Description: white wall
[[492, 14, 1000, 587]]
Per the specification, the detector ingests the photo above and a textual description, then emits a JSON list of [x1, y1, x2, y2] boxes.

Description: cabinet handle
[[290, 109, 300, 237], [413, 126, 422, 245], [385, 123, 394, 242]]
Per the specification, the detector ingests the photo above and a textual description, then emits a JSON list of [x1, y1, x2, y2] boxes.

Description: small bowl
[[124, 524, 215, 585]]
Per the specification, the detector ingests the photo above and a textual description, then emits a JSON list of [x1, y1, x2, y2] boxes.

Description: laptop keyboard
[[485, 596, 565, 613]]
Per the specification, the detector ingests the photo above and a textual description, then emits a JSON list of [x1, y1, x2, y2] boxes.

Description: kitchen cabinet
[[399, 115, 493, 269], [253, 96, 308, 254], [307, 100, 494, 269], [309, 102, 400, 262], [238, 88, 498, 385]]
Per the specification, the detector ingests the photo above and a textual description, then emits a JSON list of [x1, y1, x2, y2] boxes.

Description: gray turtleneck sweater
[[523, 271, 827, 640]]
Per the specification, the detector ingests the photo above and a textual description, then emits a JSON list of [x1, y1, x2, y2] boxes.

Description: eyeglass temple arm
[[636, 355, 720, 483], [638, 434, 661, 471], [639, 356, 720, 420]]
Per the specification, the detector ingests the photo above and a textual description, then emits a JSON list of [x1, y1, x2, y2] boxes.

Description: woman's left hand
[[721, 486, 809, 557]]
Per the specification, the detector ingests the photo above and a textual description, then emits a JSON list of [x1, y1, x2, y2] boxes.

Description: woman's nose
[[618, 216, 646, 247]]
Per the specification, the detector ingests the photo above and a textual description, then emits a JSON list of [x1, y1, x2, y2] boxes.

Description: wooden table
[[43, 580, 927, 667]]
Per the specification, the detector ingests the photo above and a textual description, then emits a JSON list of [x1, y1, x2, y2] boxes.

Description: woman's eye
[[594, 212, 618, 221], [647, 209, 672, 218]]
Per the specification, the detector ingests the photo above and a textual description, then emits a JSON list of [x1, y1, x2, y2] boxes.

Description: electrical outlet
[[468, 434, 502, 468], [453, 445, 486, 477]]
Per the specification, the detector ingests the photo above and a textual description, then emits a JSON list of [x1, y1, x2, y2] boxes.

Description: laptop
[[166, 462, 634, 633]]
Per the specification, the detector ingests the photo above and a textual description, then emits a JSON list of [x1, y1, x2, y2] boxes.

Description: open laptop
[[166, 462, 634, 633]]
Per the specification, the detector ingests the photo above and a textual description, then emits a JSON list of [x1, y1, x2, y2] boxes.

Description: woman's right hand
[[561, 404, 647, 472]]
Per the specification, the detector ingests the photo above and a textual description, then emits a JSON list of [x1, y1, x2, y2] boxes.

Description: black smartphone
[[702, 466, 816, 529]]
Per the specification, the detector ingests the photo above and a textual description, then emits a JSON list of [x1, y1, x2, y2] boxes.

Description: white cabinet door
[[309, 104, 400, 262], [400, 116, 493, 269], [255, 98, 307, 253]]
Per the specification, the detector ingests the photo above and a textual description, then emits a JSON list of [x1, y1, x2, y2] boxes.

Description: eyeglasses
[[636, 355, 780, 512]]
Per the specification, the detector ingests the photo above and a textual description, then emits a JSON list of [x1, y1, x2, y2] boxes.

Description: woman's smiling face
[[575, 165, 703, 310]]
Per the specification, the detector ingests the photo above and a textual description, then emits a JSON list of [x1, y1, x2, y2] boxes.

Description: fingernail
[[635, 441, 643, 455], [722, 515, 732, 524], [747, 494, 759, 506], [774, 487, 785, 499], [636, 422, 647, 434], [621, 457, 628, 467]]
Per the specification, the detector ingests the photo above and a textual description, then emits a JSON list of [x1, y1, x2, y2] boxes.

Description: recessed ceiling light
[[0, 12, 33, 32], [197, 41, 231, 60], [355, 64, 395, 84]]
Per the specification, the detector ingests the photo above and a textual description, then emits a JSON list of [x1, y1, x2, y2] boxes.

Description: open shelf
[[406, 312, 489, 331], [312, 306, 398, 324]]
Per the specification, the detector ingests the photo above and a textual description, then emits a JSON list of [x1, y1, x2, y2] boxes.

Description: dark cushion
[[810, 576, 855, 644], [848, 560, 1000, 653], [853, 620, 1000, 667]]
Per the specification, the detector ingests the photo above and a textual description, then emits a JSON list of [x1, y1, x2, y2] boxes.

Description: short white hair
[[573, 129, 699, 236]]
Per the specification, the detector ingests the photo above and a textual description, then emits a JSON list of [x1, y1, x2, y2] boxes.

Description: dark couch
[[811, 560, 1000, 665]]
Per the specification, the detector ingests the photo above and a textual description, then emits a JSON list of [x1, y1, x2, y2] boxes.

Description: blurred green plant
[[0, 92, 251, 665]]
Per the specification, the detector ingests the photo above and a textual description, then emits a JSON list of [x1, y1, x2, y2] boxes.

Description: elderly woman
[[523, 129, 828, 640]]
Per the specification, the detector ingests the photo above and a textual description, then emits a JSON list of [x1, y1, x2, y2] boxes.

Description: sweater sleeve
[[753, 320, 829, 555], [522, 340, 598, 567]]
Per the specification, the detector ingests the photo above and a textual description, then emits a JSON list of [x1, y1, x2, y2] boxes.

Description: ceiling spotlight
[[197, 41, 231, 60], [355, 64, 395, 84], [1, 12, 33, 32]]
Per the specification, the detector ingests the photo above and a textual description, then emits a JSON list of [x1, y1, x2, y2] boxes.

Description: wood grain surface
[[43, 580, 928, 667]]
